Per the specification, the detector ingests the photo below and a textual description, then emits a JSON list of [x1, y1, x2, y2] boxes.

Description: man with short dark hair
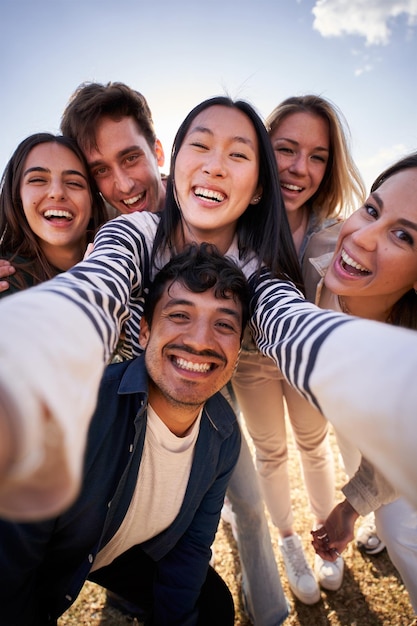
[[0, 244, 248, 625], [61, 81, 166, 216], [0, 81, 166, 291]]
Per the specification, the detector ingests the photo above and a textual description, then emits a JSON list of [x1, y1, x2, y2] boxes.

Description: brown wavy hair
[[0, 133, 108, 289]]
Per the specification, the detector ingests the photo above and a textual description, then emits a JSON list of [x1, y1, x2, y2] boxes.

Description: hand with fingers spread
[[311, 500, 359, 561]]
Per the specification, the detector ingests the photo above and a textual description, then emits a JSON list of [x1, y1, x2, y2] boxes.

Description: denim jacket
[[0, 355, 241, 625]]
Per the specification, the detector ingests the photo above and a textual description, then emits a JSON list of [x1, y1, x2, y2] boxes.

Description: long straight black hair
[[152, 96, 303, 289]]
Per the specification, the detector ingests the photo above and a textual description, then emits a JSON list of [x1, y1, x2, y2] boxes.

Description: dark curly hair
[[144, 243, 250, 338]]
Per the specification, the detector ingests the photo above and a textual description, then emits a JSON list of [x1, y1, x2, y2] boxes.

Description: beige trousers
[[232, 349, 335, 531]]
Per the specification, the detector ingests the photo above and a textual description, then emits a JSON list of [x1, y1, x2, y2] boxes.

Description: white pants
[[232, 350, 335, 531], [336, 431, 417, 614], [376, 498, 417, 613]]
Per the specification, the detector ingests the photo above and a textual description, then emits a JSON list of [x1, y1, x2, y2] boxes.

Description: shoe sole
[[288, 585, 321, 605], [356, 542, 386, 555], [318, 578, 343, 591]]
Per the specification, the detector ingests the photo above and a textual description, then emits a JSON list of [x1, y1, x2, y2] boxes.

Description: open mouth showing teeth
[[174, 357, 213, 373], [43, 210, 73, 220], [194, 187, 225, 203], [123, 192, 145, 206], [281, 183, 303, 192], [340, 249, 371, 275]]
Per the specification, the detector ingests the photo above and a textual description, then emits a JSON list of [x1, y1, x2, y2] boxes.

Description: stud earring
[[252, 195, 261, 204]]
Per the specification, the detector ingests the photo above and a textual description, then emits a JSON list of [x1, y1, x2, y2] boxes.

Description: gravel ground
[[58, 419, 416, 626]]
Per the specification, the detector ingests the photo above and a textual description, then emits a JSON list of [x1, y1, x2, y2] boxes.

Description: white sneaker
[[356, 513, 386, 555], [314, 554, 344, 591], [279, 534, 320, 605]]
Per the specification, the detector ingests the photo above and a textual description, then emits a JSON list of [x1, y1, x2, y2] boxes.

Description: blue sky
[[1, 0, 416, 192]]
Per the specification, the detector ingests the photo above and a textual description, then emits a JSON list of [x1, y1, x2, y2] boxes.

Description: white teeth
[[123, 192, 144, 205], [175, 357, 211, 373], [43, 209, 73, 220], [341, 249, 370, 273], [194, 187, 225, 202], [282, 183, 302, 192]]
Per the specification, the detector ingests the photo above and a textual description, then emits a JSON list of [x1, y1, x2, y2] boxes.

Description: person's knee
[[198, 566, 234, 625]]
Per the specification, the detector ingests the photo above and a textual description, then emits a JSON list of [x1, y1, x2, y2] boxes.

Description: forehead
[[271, 111, 329, 145], [85, 115, 153, 161], [185, 105, 258, 147], [158, 280, 242, 315], [375, 168, 417, 209], [23, 142, 85, 173]]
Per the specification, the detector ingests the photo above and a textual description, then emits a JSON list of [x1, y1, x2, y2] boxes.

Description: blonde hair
[[266, 95, 366, 222]]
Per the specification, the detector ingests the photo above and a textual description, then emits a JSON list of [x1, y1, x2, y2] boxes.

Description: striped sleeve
[[0, 212, 159, 519], [38, 211, 159, 361], [248, 269, 352, 411], [249, 269, 417, 508]]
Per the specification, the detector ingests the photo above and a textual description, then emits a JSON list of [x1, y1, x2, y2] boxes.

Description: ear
[[155, 139, 165, 168], [139, 316, 151, 349], [250, 185, 263, 205]]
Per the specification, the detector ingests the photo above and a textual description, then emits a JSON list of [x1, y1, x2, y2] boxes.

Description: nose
[[202, 151, 226, 178], [184, 319, 216, 351], [350, 222, 379, 251], [113, 167, 135, 194], [288, 152, 308, 175], [48, 178, 66, 200]]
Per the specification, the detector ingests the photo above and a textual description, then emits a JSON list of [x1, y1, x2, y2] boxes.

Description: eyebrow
[[371, 191, 383, 209], [88, 145, 144, 169], [164, 297, 242, 321], [23, 166, 87, 180], [188, 125, 256, 150], [398, 219, 417, 233], [372, 192, 417, 232], [275, 137, 329, 153]]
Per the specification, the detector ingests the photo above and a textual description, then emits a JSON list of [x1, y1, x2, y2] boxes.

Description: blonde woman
[[232, 95, 365, 604]]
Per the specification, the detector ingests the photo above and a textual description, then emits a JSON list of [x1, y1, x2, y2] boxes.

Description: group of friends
[[0, 81, 416, 625]]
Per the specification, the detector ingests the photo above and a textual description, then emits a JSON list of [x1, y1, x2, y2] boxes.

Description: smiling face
[[84, 116, 165, 214], [19, 142, 92, 268], [269, 111, 329, 227], [173, 105, 261, 254], [325, 167, 417, 321], [139, 280, 242, 435]]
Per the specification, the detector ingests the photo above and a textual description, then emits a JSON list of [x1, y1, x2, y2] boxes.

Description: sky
[[1, 0, 416, 193]]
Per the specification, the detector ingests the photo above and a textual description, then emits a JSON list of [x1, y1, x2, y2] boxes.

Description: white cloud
[[312, 0, 417, 45], [354, 63, 374, 76]]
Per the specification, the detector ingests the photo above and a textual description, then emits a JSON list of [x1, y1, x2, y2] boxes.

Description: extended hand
[[311, 500, 359, 561]]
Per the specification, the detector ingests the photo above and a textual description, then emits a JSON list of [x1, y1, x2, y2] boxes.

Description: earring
[[251, 195, 261, 204]]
